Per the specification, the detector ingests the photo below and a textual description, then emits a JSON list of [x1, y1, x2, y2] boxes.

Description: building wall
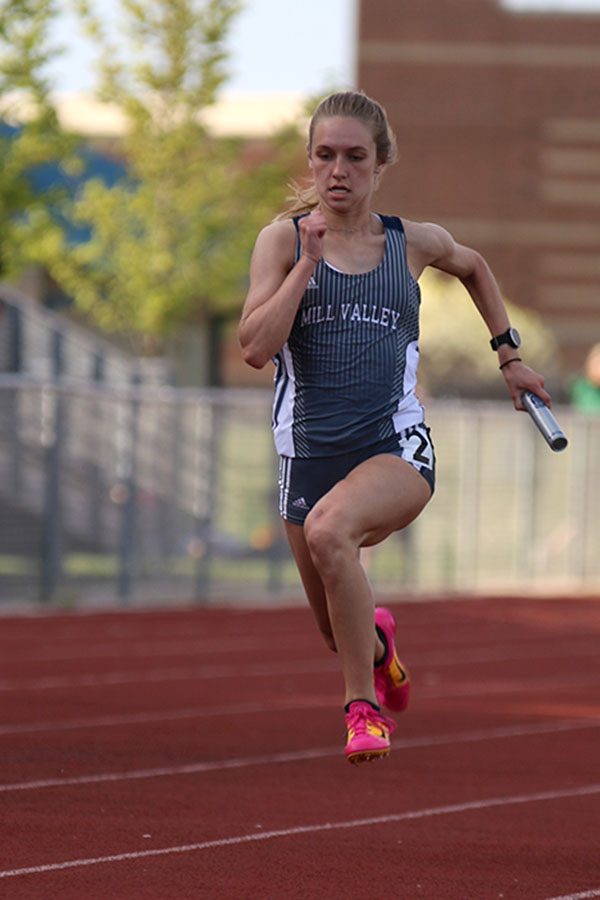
[[357, 0, 600, 373]]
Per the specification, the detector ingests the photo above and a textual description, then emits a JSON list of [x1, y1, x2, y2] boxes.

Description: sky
[[502, 0, 600, 8], [45, 0, 600, 97], [47, 0, 358, 96]]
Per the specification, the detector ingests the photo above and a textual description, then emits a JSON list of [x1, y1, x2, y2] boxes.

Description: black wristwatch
[[490, 327, 521, 351]]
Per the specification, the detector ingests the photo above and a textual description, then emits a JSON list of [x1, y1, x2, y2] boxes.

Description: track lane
[[1, 597, 599, 899]]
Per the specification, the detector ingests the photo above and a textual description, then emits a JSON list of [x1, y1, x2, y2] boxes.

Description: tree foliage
[[0, 0, 72, 276], [27, 0, 303, 348]]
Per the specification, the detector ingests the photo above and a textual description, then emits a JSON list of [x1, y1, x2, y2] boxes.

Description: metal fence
[[0, 376, 598, 608], [0, 282, 169, 386]]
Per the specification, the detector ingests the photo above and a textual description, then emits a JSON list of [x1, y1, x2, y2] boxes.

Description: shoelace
[[345, 705, 397, 736]]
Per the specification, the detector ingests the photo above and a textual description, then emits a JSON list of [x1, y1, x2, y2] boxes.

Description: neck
[[319, 208, 376, 235], [327, 223, 372, 234]]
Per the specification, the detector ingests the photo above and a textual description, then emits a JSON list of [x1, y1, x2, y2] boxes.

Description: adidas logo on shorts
[[292, 496, 310, 510]]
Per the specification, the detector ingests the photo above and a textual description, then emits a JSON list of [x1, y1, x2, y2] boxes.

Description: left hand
[[501, 360, 552, 410]]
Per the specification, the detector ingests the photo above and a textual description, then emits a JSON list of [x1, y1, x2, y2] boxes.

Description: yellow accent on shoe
[[374, 607, 411, 712], [344, 700, 396, 765]]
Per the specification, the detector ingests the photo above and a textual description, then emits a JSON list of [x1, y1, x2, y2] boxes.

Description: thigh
[[309, 452, 432, 549], [279, 452, 357, 526]]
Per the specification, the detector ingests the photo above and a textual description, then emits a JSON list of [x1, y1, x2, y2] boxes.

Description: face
[[308, 116, 381, 212]]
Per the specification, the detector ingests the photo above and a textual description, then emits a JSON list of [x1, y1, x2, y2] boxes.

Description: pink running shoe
[[374, 607, 411, 712], [344, 700, 396, 765]]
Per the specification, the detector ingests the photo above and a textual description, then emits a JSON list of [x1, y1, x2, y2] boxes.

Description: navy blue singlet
[[271, 214, 424, 458]]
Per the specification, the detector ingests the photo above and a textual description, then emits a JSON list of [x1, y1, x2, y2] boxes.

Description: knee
[[304, 507, 354, 577]]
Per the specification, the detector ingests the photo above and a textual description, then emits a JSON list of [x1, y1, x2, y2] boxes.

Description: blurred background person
[[570, 343, 600, 414]]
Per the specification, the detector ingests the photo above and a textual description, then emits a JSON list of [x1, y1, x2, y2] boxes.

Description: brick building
[[357, 0, 600, 373]]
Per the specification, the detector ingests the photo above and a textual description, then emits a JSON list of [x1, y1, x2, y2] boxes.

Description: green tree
[[32, 0, 303, 354], [0, 0, 72, 277]]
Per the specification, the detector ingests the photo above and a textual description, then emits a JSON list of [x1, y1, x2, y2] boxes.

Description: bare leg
[[285, 520, 337, 652], [301, 455, 431, 707]]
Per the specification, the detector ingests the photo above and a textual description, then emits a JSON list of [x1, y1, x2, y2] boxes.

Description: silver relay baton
[[521, 391, 568, 452]]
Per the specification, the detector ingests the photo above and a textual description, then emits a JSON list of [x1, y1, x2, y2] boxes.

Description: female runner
[[239, 91, 550, 765]]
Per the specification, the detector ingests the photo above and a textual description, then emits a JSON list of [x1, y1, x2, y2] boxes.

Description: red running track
[[0, 595, 599, 900]]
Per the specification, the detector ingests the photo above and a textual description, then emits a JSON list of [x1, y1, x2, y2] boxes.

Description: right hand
[[298, 209, 328, 263]]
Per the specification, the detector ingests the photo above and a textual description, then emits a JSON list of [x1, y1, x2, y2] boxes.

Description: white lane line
[[0, 701, 299, 736], [547, 891, 600, 899], [423, 673, 600, 699], [3, 636, 598, 665], [0, 634, 320, 663], [0, 687, 599, 739], [1, 783, 599, 880], [419, 641, 600, 668], [0, 658, 338, 691], [1, 665, 599, 698], [0, 621, 311, 644], [2, 718, 599, 794]]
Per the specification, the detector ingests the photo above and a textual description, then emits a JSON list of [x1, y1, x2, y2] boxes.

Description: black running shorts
[[278, 423, 436, 525]]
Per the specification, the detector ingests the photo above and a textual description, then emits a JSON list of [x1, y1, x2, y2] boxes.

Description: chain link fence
[[0, 376, 598, 608]]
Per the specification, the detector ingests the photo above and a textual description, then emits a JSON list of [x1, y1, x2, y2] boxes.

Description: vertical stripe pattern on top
[[271, 214, 423, 458]]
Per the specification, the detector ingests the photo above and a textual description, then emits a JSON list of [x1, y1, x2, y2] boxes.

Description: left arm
[[406, 221, 551, 410]]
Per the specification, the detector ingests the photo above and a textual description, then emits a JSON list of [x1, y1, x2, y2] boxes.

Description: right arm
[[239, 212, 326, 369]]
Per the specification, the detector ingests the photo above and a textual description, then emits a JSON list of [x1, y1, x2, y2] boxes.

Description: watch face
[[490, 327, 522, 351], [509, 328, 521, 348]]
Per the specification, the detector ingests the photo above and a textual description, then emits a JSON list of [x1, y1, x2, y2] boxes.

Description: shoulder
[[402, 219, 455, 263], [255, 218, 297, 252], [251, 218, 297, 268], [403, 219, 486, 280], [248, 218, 298, 288]]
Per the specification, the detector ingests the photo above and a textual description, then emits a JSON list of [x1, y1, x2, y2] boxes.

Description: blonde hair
[[276, 90, 397, 220]]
